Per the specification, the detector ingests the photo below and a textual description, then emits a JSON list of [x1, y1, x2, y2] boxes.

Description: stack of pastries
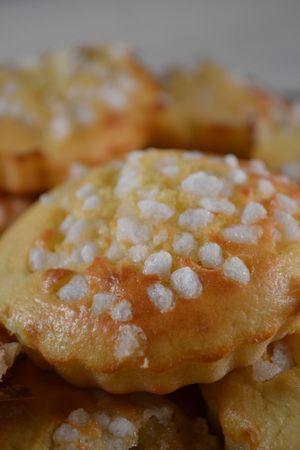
[[1, 44, 300, 450]]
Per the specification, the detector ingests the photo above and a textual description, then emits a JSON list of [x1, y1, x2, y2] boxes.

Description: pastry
[[151, 61, 289, 158], [0, 194, 32, 234], [0, 43, 157, 194], [202, 333, 300, 450], [252, 115, 300, 183], [1, 150, 300, 392]]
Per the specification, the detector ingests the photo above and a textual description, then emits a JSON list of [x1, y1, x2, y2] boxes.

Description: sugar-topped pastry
[[0, 357, 219, 450], [1, 149, 300, 393], [0, 44, 157, 194], [150, 61, 289, 158], [202, 333, 300, 450]]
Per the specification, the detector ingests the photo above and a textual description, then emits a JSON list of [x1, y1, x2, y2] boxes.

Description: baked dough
[[202, 333, 300, 450], [0, 44, 157, 194], [253, 119, 300, 183], [0, 356, 219, 450], [1, 149, 300, 392], [0, 194, 31, 234], [151, 61, 289, 158]]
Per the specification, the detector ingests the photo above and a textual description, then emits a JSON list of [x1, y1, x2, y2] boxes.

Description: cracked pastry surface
[[0, 356, 219, 450], [0, 43, 157, 194], [1, 149, 300, 392], [202, 333, 300, 450], [150, 61, 290, 158]]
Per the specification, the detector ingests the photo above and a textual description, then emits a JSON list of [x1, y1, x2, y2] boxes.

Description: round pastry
[[1, 149, 300, 393], [202, 333, 300, 450], [0, 356, 219, 450], [150, 61, 289, 158], [0, 43, 157, 194]]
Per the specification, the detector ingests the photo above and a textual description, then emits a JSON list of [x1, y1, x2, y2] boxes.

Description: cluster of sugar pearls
[[91, 293, 147, 363], [31, 161, 125, 273], [0, 45, 139, 139], [91, 292, 133, 322], [75, 182, 101, 210], [198, 242, 250, 284], [53, 407, 138, 450], [30, 151, 300, 365], [114, 324, 147, 362], [33, 153, 261, 301]]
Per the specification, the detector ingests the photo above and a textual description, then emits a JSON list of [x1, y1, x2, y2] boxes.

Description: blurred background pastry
[[0, 44, 157, 195], [150, 61, 290, 158]]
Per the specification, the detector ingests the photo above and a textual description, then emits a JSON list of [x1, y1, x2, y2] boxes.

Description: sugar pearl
[[143, 251, 172, 277], [229, 169, 248, 185], [223, 257, 250, 284], [110, 300, 132, 321], [241, 202, 267, 225], [76, 183, 96, 199], [117, 217, 151, 244], [91, 293, 116, 315], [200, 198, 236, 216], [224, 154, 239, 168], [276, 193, 298, 214], [198, 243, 223, 268], [115, 324, 146, 360], [80, 242, 98, 264], [108, 417, 137, 438], [147, 283, 175, 313], [222, 225, 262, 244], [138, 200, 174, 224], [128, 245, 149, 262], [58, 275, 88, 301], [181, 171, 225, 197], [178, 208, 213, 231], [258, 179, 275, 200], [274, 211, 300, 241], [82, 194, 100, 210], [171, 267, 202, 299], [172, 233, 196, 256]]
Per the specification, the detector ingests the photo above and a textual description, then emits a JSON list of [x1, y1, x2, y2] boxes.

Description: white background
[[0, 0, 299, 89]]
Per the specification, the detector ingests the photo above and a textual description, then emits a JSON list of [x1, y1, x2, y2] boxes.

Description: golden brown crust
[[0, 44, 158, 194], [1, 150, 300, 393], [150, 61, 289, 158], [202, 333, 300, 450], [0, 356, 219, 450]]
